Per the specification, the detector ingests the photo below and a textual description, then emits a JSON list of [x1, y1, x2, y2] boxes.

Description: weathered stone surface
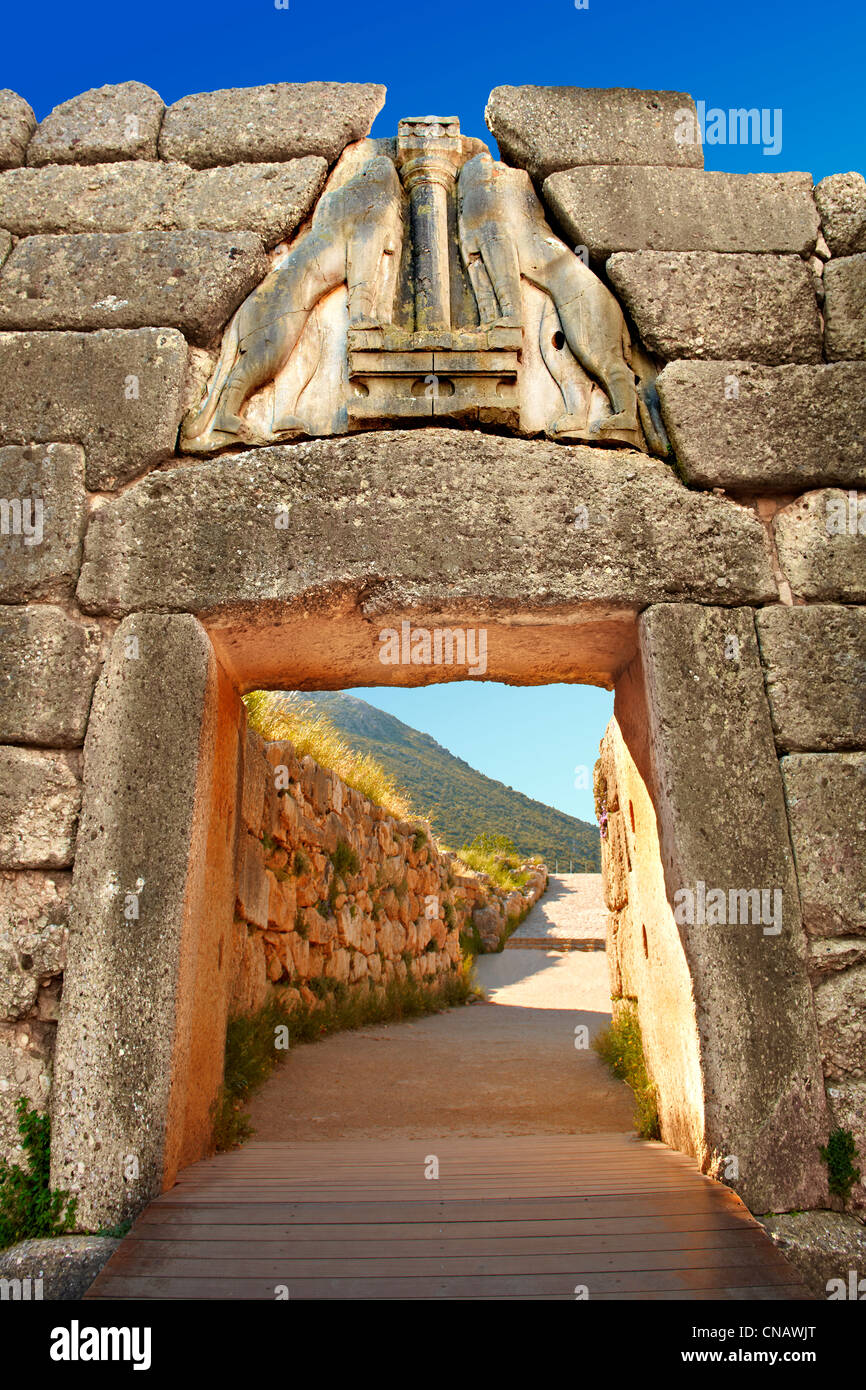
[[781, 754, 865, 938], [814, 964, 866, 1081], [0, 329, 187, 490], [0, 231, 268, 344], [27, 82, 164, 166], [814, 172, 866, 257], [159, 82, 385, 168], [0, 747, 80, 869], [75, 432, 776, 617], [0, 231, 10, 267], [0, 1236, 120, 1299], [756, 605, 866, 751], [0, 1034, 51, 1162], [0, 606, 103, 745], [639, 603, 829, 1210], [0, 443, 88, 600], [607, 252, 823, 364], [0, 158, 327, 246], [485, 87, 702, 181], [773, 490, 866, 601], [0, 869, 69, 1018], [0, 91, 35, 169], [656, 362, 866, 491], [544, 167, 818, 259], [824, 254, 866, 360], [50, 615, 220, 1226], [760, 1211, 866, 1298]]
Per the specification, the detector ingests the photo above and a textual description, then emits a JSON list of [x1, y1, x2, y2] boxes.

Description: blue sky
[[345, 682, 613, 826], [5, 0, 864, 180], [5, 0, 862, 823]]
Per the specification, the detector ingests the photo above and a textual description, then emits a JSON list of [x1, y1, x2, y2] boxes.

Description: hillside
[[296, 690, 601, 870]]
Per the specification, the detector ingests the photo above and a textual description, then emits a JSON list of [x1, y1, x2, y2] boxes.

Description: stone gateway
[[0, 82, 863, 1263]]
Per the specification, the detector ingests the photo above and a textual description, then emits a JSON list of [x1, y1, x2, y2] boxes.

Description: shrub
[[0, 1098, 77, 1251], [458, 832, 531, 892], [592, 1002, 660, 1140], [292, 849, 310, 878], [820, 1128, 862, 1203], [330, 839, 360, 879]]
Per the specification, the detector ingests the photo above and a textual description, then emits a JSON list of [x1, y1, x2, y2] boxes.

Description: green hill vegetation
[[248, 690, 600, 871]]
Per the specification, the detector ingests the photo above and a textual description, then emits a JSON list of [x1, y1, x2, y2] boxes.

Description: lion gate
[[0, 80, 863, 1234]]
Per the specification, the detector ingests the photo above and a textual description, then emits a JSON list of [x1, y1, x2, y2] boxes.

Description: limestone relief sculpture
[[181, 116, 668, 455]]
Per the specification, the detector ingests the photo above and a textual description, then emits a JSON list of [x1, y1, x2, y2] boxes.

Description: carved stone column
[[396, 116, 463, 331]]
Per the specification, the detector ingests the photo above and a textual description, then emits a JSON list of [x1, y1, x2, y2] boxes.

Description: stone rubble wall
[[0, 80, 861, 1215], [229, 726, 548, 1017]]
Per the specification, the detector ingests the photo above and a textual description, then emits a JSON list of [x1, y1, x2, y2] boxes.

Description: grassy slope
[[297, 691, 600, 870]]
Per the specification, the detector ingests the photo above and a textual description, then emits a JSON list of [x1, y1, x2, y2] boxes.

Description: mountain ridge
[[299, 690, 601, 870]]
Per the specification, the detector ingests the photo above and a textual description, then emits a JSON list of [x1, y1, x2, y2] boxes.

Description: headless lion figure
[[184, 155, 403, 443], [457, 153, 639, 443]]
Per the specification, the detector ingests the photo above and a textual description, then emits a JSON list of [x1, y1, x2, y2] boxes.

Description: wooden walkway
[[86, 1133, 811, 1300]]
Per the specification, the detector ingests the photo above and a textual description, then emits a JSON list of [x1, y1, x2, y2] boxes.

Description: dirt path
[[248, 876, 634, 1141]]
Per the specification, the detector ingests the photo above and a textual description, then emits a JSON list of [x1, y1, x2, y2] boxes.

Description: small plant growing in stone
[[330, 839, 360, 878], [593, 1003, 660, 1141], [294, 907, 308, 938], [292, 849, 310, 877], [411, 827, 428, 853], [819, 1127, 862, 1203], [0, 1097, 78, 1250]]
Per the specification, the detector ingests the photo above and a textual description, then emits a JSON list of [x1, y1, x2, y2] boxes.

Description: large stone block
[[0, 443, 88, 600], [0, 329, 187, 490], [813, 964, 866, 1081], [773, 490, 866, 601], [27, 82, 164, 166], [485, 86, 702, 181], [656, 362, 866, 492], [756, 605, 866, 751], [0, 869, 69, 1018], [159, 81, 385, 168], [0, 605, 104, 745], [781, 753, 865, 938], [815, 172, 866, 257], [0, 158, 327, 247], [760, 1211, 866, 1298], [824, 254, 866, 360], [0, 1236, 121, 1300], [544, 167, 818, 259], [640, 603, 829, 1210], [607, 252, 823, 364], [0, 232, 268, 345], [0, 747, 80, 869], [0, 91, 35, 170], [75, 431, 776, 617], [50, 615, 222, 1226]]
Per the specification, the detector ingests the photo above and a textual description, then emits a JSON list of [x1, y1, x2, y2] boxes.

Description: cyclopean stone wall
[[230, 724, 547, 1015], [0, 79, 863, 1227]]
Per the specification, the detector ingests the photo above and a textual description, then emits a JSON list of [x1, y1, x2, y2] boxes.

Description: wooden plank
[[133, 1210, 756, 1236], [121, 1230, 776, 1258], [86, 1264, 803, 1299], [101, 1246, 797, 1278]]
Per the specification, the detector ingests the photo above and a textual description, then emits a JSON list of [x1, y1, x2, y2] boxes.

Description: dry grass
[[243, 690, 413, 820]]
